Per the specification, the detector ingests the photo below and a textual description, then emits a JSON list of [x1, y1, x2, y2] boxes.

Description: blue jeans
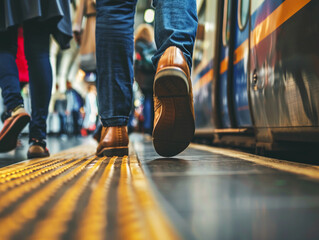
[[0, 21, 52, 141], [96, 0, 198, 127]]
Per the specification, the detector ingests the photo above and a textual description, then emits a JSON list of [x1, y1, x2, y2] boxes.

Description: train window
[[238, 0, 249, 30], [222, 0, 232, 46]]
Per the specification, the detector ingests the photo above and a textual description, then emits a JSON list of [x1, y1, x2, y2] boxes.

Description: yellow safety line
[[0, 148, 90, 179], [76, 156, 116, 240], [0, 156, 73, 184], [0, 158, 49, 174], [0, 147, 94, 183], [0, 156, 90, 212], [130, 155, 181, 240], [0, 156, 85, 192], [190, 143, 319, 180], [0, 156, 96, 240], [118, 156, 151, 240], [29, 157, 107, 240], [0, 147, 87, 174], [0, 147, 180, 240], [0, 155, 67, 176]]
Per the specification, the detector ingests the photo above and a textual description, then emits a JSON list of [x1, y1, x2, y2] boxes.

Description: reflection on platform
[[131, 134, 319, 240]]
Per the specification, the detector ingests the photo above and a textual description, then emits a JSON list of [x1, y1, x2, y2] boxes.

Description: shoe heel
[[154, 67, 189, 97], [152, 96, 194, 157]]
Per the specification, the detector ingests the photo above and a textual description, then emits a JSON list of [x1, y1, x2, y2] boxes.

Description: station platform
[[1, 134, 319, 240]]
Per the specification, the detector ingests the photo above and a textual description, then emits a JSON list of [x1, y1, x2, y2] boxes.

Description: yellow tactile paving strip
[[76, 156, 116, 240], [0, 145, 180, 240], [130, 156, 181, 240]]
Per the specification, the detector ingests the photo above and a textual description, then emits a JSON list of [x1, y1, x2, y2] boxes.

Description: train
[[192, 0, 319, 151]]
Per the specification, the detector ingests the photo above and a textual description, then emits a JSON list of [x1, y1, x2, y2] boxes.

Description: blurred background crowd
[[0, 0, 156, 138]]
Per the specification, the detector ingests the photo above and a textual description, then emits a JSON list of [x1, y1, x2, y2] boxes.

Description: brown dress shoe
[[27, 139, 50, 159], [0, 107, 30, 153], [153, 46, 195, 157], [96, 126, 129, 157]]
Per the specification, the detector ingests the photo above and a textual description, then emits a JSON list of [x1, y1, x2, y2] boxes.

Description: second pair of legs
[[0, 21, 52, 159], [96, 46, 195, 157]]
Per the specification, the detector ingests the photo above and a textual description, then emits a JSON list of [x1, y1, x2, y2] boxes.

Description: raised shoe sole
[[0, 113, 30, 153], [153, 67, 195, 157], [96, 146, 129, 157]]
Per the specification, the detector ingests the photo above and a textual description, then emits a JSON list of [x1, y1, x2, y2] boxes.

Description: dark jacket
[[0, 0, 73, 49], [134, 40, 156, 93]]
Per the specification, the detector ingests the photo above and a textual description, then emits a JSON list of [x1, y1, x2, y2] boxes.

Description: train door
[[192, 0, 220, 132], [218, 0, 233, 128], [231, 0, 253, 127], [249, 0, 319, 145]]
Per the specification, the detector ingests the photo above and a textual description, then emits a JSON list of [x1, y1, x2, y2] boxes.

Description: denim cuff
[[100, 116, 128, 127], [6, 95, 24, 112]]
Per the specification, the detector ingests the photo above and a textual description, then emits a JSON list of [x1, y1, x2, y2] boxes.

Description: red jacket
[[15, 27, 29, 83]]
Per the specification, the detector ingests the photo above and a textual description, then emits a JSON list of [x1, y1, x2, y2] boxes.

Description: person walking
[[95, 0, 198, 157], [73, 0, 97, 73], [0, 1, 72, 158], [83, 84, 98, 134], [50, 83, 67, 135]]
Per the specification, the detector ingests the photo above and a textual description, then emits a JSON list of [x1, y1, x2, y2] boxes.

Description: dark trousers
[[0, 21, 52, 141], [58, 113, 66, 134], [71, 110, 81, 135]]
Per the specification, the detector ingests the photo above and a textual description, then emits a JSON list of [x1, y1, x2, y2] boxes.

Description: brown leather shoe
[[0, 107, 30, 153], [27, 139, 50, 159], [153, 46, 195, 157], [96, 126, 129, 157]]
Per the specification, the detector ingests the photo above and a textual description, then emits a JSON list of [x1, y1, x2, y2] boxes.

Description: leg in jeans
[[152, 0, 198, 69], [151, 0, 198, 157], [0, 27, 30, 153], [0, 27, 24, 111], [96, 0, 137, 127], [24, 21, 53, 141], [95, 0, 137, 157]]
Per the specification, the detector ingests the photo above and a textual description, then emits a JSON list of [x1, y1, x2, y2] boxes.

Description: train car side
[[192, 0, 319, 150]]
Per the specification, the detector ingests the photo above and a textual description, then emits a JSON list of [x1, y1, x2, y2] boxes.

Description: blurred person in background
[[82, 84, 98, 135], [65, 81, 84, 136], [50, 1, 78, 93], [50, 84, 67, 136], [73, 0, 97, 74], [134, 24, 156, 135], [0, 1, 72, 158], [127, 81, 143, 134]]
